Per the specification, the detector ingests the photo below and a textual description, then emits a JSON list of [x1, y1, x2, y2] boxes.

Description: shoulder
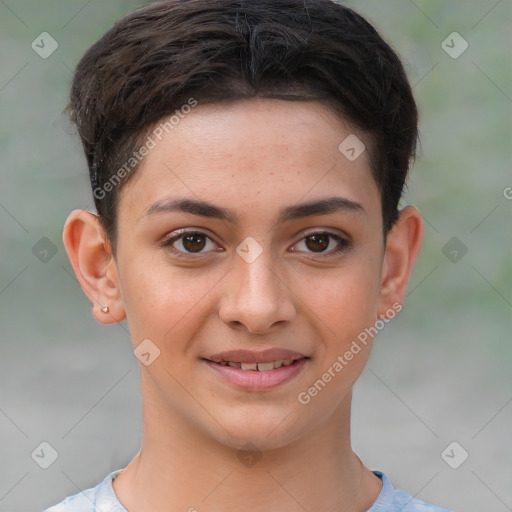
[[43, 487, 96, 512], [42, 470, 125, 512], [388, 489, 454, 512], [371, 471, 454, 512]]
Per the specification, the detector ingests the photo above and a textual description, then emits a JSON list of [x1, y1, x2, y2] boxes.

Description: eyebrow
[[142, 196, 365, 224]]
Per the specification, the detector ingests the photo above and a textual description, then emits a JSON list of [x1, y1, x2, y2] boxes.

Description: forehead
[[118, 99, 381, 224]]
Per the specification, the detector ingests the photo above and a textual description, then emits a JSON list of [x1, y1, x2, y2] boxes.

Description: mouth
[[208, 358, 302, 371], [202, 349, 310, 390], [205, 348, 308, 365]]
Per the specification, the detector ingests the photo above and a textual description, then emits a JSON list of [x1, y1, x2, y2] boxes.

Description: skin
[[63, 99, 423, 512]]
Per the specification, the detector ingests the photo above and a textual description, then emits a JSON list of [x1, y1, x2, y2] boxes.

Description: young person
[[44, 1, 454, 510]]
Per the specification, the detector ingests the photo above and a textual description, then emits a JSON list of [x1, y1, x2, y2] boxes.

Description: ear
[[62, 209, 126, 324], [377, 205, 423, 318]]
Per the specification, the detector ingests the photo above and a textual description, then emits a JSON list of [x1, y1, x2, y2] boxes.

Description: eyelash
[[161, 229, 351, 259]]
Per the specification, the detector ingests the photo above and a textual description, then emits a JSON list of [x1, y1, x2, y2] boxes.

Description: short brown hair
[[67, 0, 418, 250]]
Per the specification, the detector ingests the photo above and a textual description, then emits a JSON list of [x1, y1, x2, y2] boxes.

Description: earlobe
[[377, 206, 423, 317], [62, 209, 126, 324]]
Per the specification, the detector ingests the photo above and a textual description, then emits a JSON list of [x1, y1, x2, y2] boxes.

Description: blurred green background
[[0, 1, 510, 511]]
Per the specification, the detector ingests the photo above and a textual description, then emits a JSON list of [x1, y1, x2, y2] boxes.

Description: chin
[[202, 405, 308, 452]]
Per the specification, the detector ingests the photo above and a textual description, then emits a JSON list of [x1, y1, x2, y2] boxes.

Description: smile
[[214, 359, 296, 371], [204, 357, 309, 390]]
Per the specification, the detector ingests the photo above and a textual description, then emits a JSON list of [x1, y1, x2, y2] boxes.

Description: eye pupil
[[183, 234, 206, 252], [306, 234, 329, 252]]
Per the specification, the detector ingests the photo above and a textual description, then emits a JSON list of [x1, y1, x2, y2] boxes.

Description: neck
[[113, 389, 382, 512]]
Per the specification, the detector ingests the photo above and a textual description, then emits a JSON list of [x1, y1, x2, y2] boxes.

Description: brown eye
[[163, 230, 219, 257], [305, 234, 330, 252], [291, 231, 350, 257], [182, 233, 207, 252]]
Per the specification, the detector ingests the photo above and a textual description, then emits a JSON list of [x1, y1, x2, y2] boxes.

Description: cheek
[[299, 261, 382, 338], [118, 259, 219, 347]]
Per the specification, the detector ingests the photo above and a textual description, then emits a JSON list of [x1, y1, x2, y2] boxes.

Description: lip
[[203, 356, 309, 391], [205, 348, 307, 364]]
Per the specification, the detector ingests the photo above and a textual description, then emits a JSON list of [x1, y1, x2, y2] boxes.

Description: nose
[[218, 247, 296, 335]]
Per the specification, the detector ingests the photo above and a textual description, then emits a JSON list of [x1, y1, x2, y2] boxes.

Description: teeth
[[219, 359, 300, 371], [215, 358, 302, 371], [240, 362, 258, 371], [257, 362, 275, 371]]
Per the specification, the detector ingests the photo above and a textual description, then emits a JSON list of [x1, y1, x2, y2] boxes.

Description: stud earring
[[101, 306, 110, 314]]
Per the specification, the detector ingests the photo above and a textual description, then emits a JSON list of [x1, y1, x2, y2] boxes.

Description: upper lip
[[205, 348, 308, 364]]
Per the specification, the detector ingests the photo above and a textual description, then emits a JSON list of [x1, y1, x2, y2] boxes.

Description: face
[[113, 99, 389, 450]]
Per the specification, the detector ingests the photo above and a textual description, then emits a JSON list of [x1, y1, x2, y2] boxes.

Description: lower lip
[[204, 358, 309, 390]]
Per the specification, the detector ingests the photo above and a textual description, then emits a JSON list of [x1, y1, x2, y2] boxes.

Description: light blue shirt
[[43, 469, 453, 511]]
